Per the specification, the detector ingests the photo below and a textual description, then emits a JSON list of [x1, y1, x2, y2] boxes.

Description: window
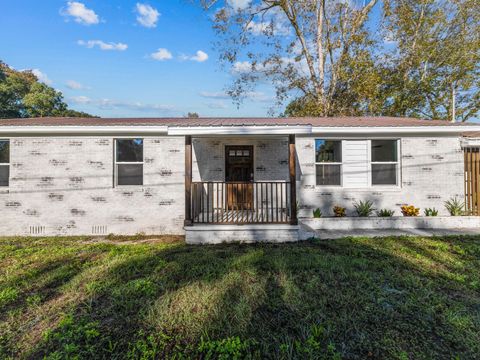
[[371, 140, 398, 185], [0, 140, 9, 187], [315, 140, 342, 186], [115, 139, 143, 186]]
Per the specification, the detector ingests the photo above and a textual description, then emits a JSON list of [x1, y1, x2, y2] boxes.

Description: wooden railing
[[191, 181, 292, 224]]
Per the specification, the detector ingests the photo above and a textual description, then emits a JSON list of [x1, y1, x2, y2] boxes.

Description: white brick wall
[[296, 136, 465, 217], [0, 134, 466, 237], [0, 136, 185, 236], [192, 137, 289, 181]]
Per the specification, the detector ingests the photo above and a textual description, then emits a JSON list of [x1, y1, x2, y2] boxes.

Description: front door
[[225, 146, 254, 210]]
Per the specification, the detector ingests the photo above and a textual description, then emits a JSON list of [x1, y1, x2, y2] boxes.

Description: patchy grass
[[0, 235, 479, 359]]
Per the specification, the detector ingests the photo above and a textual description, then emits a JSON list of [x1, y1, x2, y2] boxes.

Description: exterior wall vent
[[92, 225, 108, 235], [29, 226, 45, 235]]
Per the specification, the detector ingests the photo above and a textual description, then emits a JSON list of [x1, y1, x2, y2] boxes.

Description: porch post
[[289, 134, 298, 225], [184, 135, 193, 226]]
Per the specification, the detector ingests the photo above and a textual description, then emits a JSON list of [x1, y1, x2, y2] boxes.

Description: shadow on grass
[[1, 236, 478, 359]]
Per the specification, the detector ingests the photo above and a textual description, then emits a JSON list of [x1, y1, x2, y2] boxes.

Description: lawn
[[0, 235, 479, 359]]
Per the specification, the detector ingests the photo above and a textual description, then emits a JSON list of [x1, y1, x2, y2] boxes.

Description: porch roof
[[0, 116, 479, 135]]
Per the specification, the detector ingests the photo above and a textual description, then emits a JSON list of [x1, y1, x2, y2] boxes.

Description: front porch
[[184, 134, 298, 228]]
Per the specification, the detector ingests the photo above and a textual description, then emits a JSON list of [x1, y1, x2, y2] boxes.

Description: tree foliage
[[199, 0, 479, 121], [0, 61, 96, 118]]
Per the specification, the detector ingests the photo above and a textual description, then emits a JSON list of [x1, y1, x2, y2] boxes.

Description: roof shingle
[[0, 116, 475, 127]]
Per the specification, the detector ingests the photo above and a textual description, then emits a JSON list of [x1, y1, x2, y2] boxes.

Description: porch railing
[[191, 181, 291, 224]]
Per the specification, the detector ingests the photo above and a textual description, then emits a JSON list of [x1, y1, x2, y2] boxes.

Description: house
[[1, 116, 480, 243]]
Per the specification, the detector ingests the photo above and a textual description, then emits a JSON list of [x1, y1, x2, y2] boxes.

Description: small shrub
[[401, 205, 420, 217], [377, 209, 395, 217], [333, 206, 346, 217], [445, 197, 465, 216], [353, 200, 375, 217], [313, 208, 322, 218], [424, 208, 439, 216]]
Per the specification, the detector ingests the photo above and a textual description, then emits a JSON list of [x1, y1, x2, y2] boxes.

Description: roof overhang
[[167, 125, 312, 136], [0, 124, 478, 136], [310, 126, 480, 135]]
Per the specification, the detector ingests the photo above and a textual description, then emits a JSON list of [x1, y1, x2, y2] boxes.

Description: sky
[[0, 0, 280, 118]]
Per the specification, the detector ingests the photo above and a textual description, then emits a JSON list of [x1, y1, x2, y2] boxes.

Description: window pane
[[371, 140, 397, 162], [117, 164, 143, 185], [315, 140, 341, 162], [0, 140, 9, 163], [116, 139, 143, 162], [0, 165, 9, 186], [372, 164, 397, 185], [316, 164, 341, 185]]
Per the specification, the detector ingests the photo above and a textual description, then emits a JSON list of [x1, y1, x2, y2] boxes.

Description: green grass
[[0, 235, 479, 359]]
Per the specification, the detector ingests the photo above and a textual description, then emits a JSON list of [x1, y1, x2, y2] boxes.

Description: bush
[[333, 206, 346, 217], [353, 200, 375, 217], [377, 209, 395, 217], [313, 208, 322, 218], [424, 208, 439, 216], [401, 205, 420, 217], [445, 197, 465, 216]]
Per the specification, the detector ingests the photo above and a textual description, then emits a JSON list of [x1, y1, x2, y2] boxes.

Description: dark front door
[[225, 146, 254, 209]]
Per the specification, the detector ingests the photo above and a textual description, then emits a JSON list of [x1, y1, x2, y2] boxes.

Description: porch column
[[289, 134, 298, 225], [184, 135, 192, 226]]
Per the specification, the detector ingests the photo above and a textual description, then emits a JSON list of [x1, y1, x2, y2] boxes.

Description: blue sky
[[0, 0, 278, 117]]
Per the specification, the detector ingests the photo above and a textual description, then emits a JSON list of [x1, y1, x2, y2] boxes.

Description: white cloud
[[135, 3, 160, 28], [200, 90, 272, 102], [187, 50, 209, 62], [227, 0, 251, 10], [62, 1, 99, 25], [206, 101, 228, 109], [232, 61, 252, 74], [78, 40, 128, 51], [31, 69, 52, 85], [69, 96, 174, 112], [66, 80, 90, 90], [199, 91, 230, 99], [247, 21, 290, 36], [150, 48, 173, 61]]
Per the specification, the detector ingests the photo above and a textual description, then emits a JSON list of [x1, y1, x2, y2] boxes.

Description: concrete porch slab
[[185, 224, 299, 244]]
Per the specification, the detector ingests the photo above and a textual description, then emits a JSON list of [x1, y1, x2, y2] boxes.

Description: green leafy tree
[[0, 61, 96, 118], [381, 0, 479, 121], [199, 0, 479, 121], [23, 82, 67, 117]]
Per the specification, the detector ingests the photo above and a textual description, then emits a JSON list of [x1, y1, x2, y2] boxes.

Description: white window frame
[[314, 138, 401, 189], [314, 139, 343, 187], [370, 139, 401, 187], [114, 138, 144, 187], [0, 139, 9, 187]]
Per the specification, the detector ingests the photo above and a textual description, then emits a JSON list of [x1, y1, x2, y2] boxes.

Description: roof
[[0, 116, 475, 127]]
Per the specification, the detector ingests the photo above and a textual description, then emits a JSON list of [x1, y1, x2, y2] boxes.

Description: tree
[[187, 112, 200, 118], [199, 0, 382, 116], [199, 0, 479, 121], [0, 61, 96, 118], [381, 0, 479, 121]]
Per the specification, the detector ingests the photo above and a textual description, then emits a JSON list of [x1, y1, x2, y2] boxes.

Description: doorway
[[225, 145, 254, 210]]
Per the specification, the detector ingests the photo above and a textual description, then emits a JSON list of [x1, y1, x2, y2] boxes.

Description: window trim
[[370, 139, 400, 187], [0, 139, 10, 188], [314, 138, 401, 189], [314, 139, 343, 187], [114, 138, 144, 187]]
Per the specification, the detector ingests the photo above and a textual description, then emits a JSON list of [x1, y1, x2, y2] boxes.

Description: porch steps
[[185, 224, 299, 244]]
